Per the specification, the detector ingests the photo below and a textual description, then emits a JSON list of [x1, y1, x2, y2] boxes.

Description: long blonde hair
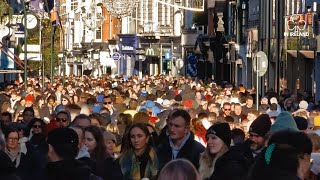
[[198, 143, 228, 179], [106, 123, 120, 135]]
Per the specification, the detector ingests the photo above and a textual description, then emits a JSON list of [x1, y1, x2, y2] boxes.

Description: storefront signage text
[[284, 14, 309, 37]]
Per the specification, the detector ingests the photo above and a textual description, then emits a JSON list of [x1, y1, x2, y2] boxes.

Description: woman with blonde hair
[[106, 123, 120, 135], [199, 122, 248, 180]]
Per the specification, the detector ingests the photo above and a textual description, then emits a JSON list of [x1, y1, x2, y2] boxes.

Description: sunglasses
[[224, 108, 231, 111], [103, 102, 112, 105], [33, 125, 41, 128], [56, 118, 68, 122]]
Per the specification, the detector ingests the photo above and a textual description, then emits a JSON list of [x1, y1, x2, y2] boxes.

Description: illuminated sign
[[284, 14, 309, 37]]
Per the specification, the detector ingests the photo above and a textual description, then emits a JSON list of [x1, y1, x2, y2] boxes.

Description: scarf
[[169, 132, 191, 159], [5, 147, 21, 168], [119, 147, 159, 180]]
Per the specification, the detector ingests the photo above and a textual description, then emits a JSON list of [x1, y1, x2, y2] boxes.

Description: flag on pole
[[50, 0, 59, 26]]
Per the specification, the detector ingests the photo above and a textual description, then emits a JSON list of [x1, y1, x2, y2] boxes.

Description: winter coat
[[0, 151, 21, 180], [157, 132, 205, 170], [116, 147, 159, 180], [248, 168, 301, 180], [199, 148, 249, 180], [232, 140, 256, 165], [46, 159, 100, 180], [94, 157, 123, 180], [29, 133, 48, 156], [15, 141, 46, 180]]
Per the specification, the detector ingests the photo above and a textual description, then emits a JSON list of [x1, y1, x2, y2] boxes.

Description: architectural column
[[167, 0, 171, 25], [315, 20, 320, 104]]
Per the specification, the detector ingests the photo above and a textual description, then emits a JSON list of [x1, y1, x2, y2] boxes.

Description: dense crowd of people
[[0, 74, 319, 180]]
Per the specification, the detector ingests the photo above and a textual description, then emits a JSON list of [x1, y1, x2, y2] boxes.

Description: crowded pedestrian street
[[0, 74, 319, 179], [2, 0, 320, 179]]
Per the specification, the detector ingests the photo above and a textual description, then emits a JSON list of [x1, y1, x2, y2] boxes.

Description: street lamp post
[[21, 0, 28, 90]]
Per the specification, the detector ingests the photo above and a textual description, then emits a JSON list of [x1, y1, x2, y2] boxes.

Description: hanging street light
[[104, 0, 139, 18]]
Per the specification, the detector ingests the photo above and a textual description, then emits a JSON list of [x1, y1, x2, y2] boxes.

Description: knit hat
[[55, 105, 66, 114], [103, 131, 117, 144], [206, 122, 231, 146], [144, 100, 155, 108], [162, 99, 171, 108], [299, 100, 308, 110], [294, 116, 308, 131], [270, 97, 278, 104], [156, 98, 164, 105], [249, 114, 272, 137], [270, 111, 299, 133], [56, 110, 71, 121], [47, 128, 79, 149], [25, 94, 34, 102], [183, 100, 193, 108]]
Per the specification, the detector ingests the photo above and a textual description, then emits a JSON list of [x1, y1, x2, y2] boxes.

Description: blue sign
[[118, 34, 137, 54], [187, 54, 197, 64], [112, 52, 121, 60], [164, 51, 171, 61]]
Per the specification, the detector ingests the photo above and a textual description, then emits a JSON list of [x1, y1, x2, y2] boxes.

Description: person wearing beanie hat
[[46, 128, 99, 180], [299, 100, 309, 110], [103, 131, 117, 158], [56, 110, 71, 128], [183, 99, 193, 109], [199, 122, 248, 180], [270, 111, 299, 133], [249, 114, 272, 137], [206, 122, 232, 146], [248, 114, 272, 153], [248, 130, 312, 180]]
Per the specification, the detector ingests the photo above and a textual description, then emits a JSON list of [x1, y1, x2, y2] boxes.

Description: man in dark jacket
[[157, 109, 205, 169], [233, 114, 272, 165], [46, 128, 101, 180]]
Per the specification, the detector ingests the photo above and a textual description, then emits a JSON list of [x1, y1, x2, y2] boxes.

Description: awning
[[299, 50, 314, 59], [287, 50, 297, 58], [287, 50, 314, 59]]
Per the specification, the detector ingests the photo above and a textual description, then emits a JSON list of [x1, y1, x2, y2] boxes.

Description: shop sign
[[284, 14, 309, 37], [118, 34, 137, 54]]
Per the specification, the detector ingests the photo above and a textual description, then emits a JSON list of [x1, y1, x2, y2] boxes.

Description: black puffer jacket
[[46, 159, 97, 180], [0, 151, 21, 180], [157, 132, 205, 170], [209, 148, 250, 180]]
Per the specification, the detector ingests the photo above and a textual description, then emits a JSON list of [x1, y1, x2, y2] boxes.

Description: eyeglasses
[[103, 102, 112, 105], [8, 137, 19, 142], [33, 125, 41, 128], [56, 118, 68, 122], [224, 108, 231, 111]]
